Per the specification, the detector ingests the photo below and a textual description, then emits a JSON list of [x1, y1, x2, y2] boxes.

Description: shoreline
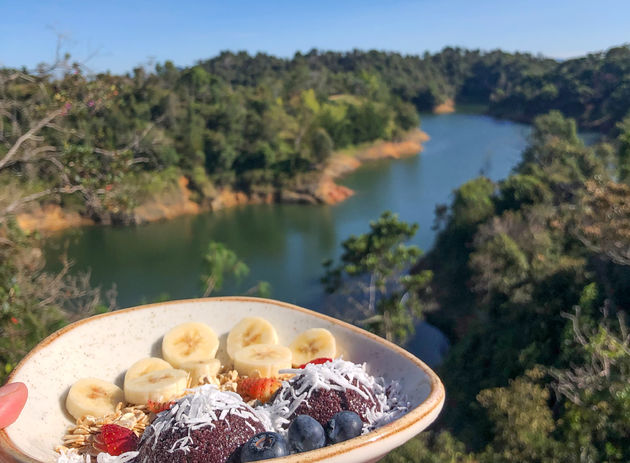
[[16, 128, 429, 234], [433, 99, 455, 114]]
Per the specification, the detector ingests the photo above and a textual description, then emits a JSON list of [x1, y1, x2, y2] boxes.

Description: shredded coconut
[[56, 449, 91, 463], [96, 452, 139, 463], [138, 385, 271, 457], [260, 358, 409, 434], [56, 443, 139, 463]]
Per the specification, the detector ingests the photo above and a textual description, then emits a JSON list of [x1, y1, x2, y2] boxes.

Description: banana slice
[[124, 357, 173, 384], [180, 359, 221, 387], [162, 322, 219, 368], [227, 317, 279, 359], [66, 378, 124, 420], [233, 343, 292, 378], [289, 328, 337, 367], [124, 368, 189, 405]]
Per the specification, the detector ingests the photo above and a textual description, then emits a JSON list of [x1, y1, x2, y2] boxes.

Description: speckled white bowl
[[0, 297, 444, 463]]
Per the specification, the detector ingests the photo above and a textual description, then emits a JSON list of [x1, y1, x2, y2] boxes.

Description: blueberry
[[288, 414, 326, 453], [325, 411, 363, 444], [240, 432, 289, 462]]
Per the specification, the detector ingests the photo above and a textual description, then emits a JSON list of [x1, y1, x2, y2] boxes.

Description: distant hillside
[[200, 45, 630, 131]]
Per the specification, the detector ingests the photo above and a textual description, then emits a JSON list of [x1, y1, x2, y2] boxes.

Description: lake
[[44, 113, 531, 366]]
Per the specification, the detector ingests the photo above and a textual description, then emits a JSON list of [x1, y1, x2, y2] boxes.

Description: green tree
[[201, 241, 270, 298], [450, 177, 496, 230], [393, 98, 420, 132], [309, 127, 334, 164], [322, 211, 432, 343], [201, 242, 250, 296], [497, 174, 552, 211], [550, 308, 630, 462], [529, 110, 582, 149], [576, 180, 630, 266], [476, 370, 560, 463]]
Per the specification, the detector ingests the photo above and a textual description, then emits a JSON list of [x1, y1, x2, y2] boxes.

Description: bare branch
[[92, 117, 164, 158], [550, 304, 630, 406], [0, 236, 15, 247], [0, 108, 63, 171], [21, 145, 57, 163], [128, 157, 150, 166], [92, 147, 119, 157], [44, 122, 69, 134], [0, 185, 84, 219]]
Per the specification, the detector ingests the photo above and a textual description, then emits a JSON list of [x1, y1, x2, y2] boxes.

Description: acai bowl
[[0, 297, 444, 463]]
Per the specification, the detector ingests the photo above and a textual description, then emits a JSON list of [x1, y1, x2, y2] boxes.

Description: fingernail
[[0, 383, 23, 397]]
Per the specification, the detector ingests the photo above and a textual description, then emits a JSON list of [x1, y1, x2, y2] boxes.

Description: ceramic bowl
[[0, 297, 444, 463]]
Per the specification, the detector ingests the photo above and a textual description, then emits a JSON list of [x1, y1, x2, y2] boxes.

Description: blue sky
[[2, 0, 629, 74]]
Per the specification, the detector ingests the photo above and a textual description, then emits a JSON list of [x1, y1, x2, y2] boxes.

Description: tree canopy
[[385, 111, 630, 462]]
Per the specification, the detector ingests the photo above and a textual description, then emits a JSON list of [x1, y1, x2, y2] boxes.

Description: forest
[[1, 44, 630, 462], [2, 45, 629, 225], [383, 110, 630, 462]]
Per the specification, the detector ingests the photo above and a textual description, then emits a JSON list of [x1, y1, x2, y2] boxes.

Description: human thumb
[[0, 382, 28, 429]]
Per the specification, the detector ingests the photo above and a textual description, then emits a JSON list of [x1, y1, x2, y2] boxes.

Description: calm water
[[44, 114, 531, 365]]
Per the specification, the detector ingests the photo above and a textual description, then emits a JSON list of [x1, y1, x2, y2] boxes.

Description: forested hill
[[201, 45, 630, 131], [2, 45, 629, 229], [0, 50, 422, 226], [384, 114, 630, 463]]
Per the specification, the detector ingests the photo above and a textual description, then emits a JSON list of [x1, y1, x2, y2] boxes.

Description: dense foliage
[[202, 45, 630, 131], [383, 112, 630, 462], [0, 54, 420, 225], [3, 44, 630, 222]]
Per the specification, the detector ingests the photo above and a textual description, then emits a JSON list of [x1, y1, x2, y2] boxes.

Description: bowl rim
[[0, 296, 445, 463]]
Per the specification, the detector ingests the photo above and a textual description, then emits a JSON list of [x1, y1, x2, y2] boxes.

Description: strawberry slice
[[146, 400, 175, 414], [237, 377, 282, 404], [297, 357, 332, 369], [94, 424, 138, 456]]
